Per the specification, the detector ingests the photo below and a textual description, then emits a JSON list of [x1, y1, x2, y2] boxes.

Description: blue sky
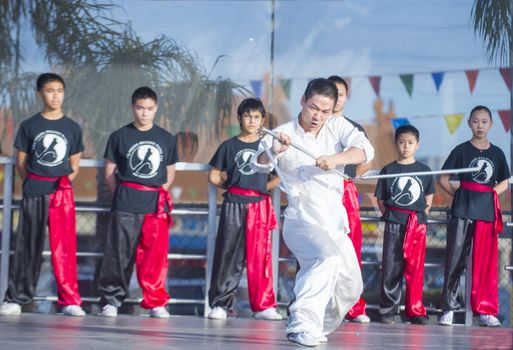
[[115, 0, 509, 163], [17, 0, 510, 163]]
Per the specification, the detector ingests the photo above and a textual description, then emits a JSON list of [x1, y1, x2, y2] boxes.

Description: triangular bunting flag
[[499, 68, 512, 92], [444, 113, 464, 135], [369, 76, 381, 97], [431, 72, 445, 92], [280, 79, 291, 99], [399, 74, 414, 97], [391, 118, 410, 129], [250, 80, 262, 98], [498, 109, 511, 132], [464, 70, 479, 94], [343, 77, 352, 97]]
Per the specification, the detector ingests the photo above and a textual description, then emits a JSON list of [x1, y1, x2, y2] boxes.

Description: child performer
[[374, 125, 434, 325], [328, 75, 372, 323], [97, 87, 178, 318], [207, 98, 282, 321], [0, 73, 85, 316], [438, 105, 510, 327]]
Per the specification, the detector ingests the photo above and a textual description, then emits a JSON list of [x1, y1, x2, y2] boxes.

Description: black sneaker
[[410, 316, 429, 325], [380, 314, 395, 324]]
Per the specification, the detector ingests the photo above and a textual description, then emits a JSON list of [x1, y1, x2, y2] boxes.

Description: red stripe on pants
[[28, 173, 82, 306], [228, 186, 278, 312], [460, 181, 501, 316], [343, 180, 367, 318], [121, 182, 173, 308], [389, 207, 426, 317]]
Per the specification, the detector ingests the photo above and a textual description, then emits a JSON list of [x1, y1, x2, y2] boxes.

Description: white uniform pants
[[284, 218, 362, 337]]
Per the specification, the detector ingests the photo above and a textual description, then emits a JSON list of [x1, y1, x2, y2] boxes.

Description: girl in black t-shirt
[[374, 125, 434, 325], [438, 106, 510, 327], [207, 98, 282, 321]]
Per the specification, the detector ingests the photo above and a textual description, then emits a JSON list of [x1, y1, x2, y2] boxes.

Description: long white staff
[[260, 127, 350, 180], [261, 139, 293, 194], [357, 166, 481, 180]]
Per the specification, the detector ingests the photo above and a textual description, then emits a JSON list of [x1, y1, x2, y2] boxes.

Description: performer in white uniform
[[252, 78, 374, 347]]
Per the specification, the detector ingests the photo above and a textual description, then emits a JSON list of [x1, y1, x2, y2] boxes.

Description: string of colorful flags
[[250, 67, 511, 100], [390, 109, 511, 134], [249, 67, 512, 135]]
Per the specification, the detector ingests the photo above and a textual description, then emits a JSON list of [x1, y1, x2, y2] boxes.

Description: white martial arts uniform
[[252, 116, 374, 337]]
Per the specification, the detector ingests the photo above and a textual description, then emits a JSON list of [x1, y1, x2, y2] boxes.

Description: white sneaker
[[479, 314, 501, 327], [254, 307, 283, 321], [99, 304, 118, 318], [439, 311, 453, 326], [318, 335, 328, 343], [149, 306, 170, 319], [287, 332, 320, 347], [208, 306, 227, 319], [0, 302, 21, 316], [349, 314, 371, 323], [62, 305, 86, 317]]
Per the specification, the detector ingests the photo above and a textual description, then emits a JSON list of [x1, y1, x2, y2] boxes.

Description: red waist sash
[[27, 173, 73, 203], [120, 181, 172, 217], [460, 181, 503, 233], [388, 207, 420, 259]]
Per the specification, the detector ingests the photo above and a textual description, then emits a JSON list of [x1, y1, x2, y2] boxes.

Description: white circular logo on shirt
[[127, 141, 163, 179], [391, 176, 422, 206], [470, 157, 493, 184], [235, 149, 256, 175], [33, 131, 68, 167]]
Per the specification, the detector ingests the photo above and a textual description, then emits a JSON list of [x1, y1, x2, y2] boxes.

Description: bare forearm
[[162, 165, 176, 191], [356, 160, 373, 177], [68, 153, 82, 182], [208, 168, 225, 189], [331, 147, 366, 167], [425, 194, 433, 215], [438, 175, 456, 197], [494, 179, 509, 195], [105, 175, 117, 194], [377, 199, 386, 216]]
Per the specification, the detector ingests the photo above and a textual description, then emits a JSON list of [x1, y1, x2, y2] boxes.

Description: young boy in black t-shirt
[[438, 106, 510, 327], [97, 87, 179, 318], [0, 73, 85, 317], [207, 98, 282, 320], [375, 125, 434, 325]]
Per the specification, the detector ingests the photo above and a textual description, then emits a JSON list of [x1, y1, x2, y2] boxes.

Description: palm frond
[[472, 0, 512, 66]]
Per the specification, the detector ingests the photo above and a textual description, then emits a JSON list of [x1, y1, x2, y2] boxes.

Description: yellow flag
[[444, 113, 464, 135]]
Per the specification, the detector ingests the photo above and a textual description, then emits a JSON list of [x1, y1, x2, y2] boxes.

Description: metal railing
[[0, 156, 509, 325]]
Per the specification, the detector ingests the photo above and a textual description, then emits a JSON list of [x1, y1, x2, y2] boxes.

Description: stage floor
[[0, 313, 512, 349]]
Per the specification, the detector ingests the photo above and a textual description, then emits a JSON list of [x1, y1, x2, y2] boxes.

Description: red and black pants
[[208, 187, 277, 312], [5, 176, 82, 306], [380, 212, 426, 317]]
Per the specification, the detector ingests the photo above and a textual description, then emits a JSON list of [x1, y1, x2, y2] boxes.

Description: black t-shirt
[[209, 136, 268, 202], [342, 116, 367, 179], [104, 123, 179, 214], [375, 161, 435, 225], [14, 113, 84, 197], [442, 141, 510, 221]]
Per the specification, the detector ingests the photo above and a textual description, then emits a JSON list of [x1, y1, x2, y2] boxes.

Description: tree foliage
[[0, 0, 248, 156], [472, 0, 512, 66]]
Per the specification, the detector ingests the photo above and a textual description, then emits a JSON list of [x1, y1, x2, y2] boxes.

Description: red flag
[[499, 68, 512, 92], [369, 76, 381, 97], [465, 69, 479, 94], [498, 109, 511, 132]]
